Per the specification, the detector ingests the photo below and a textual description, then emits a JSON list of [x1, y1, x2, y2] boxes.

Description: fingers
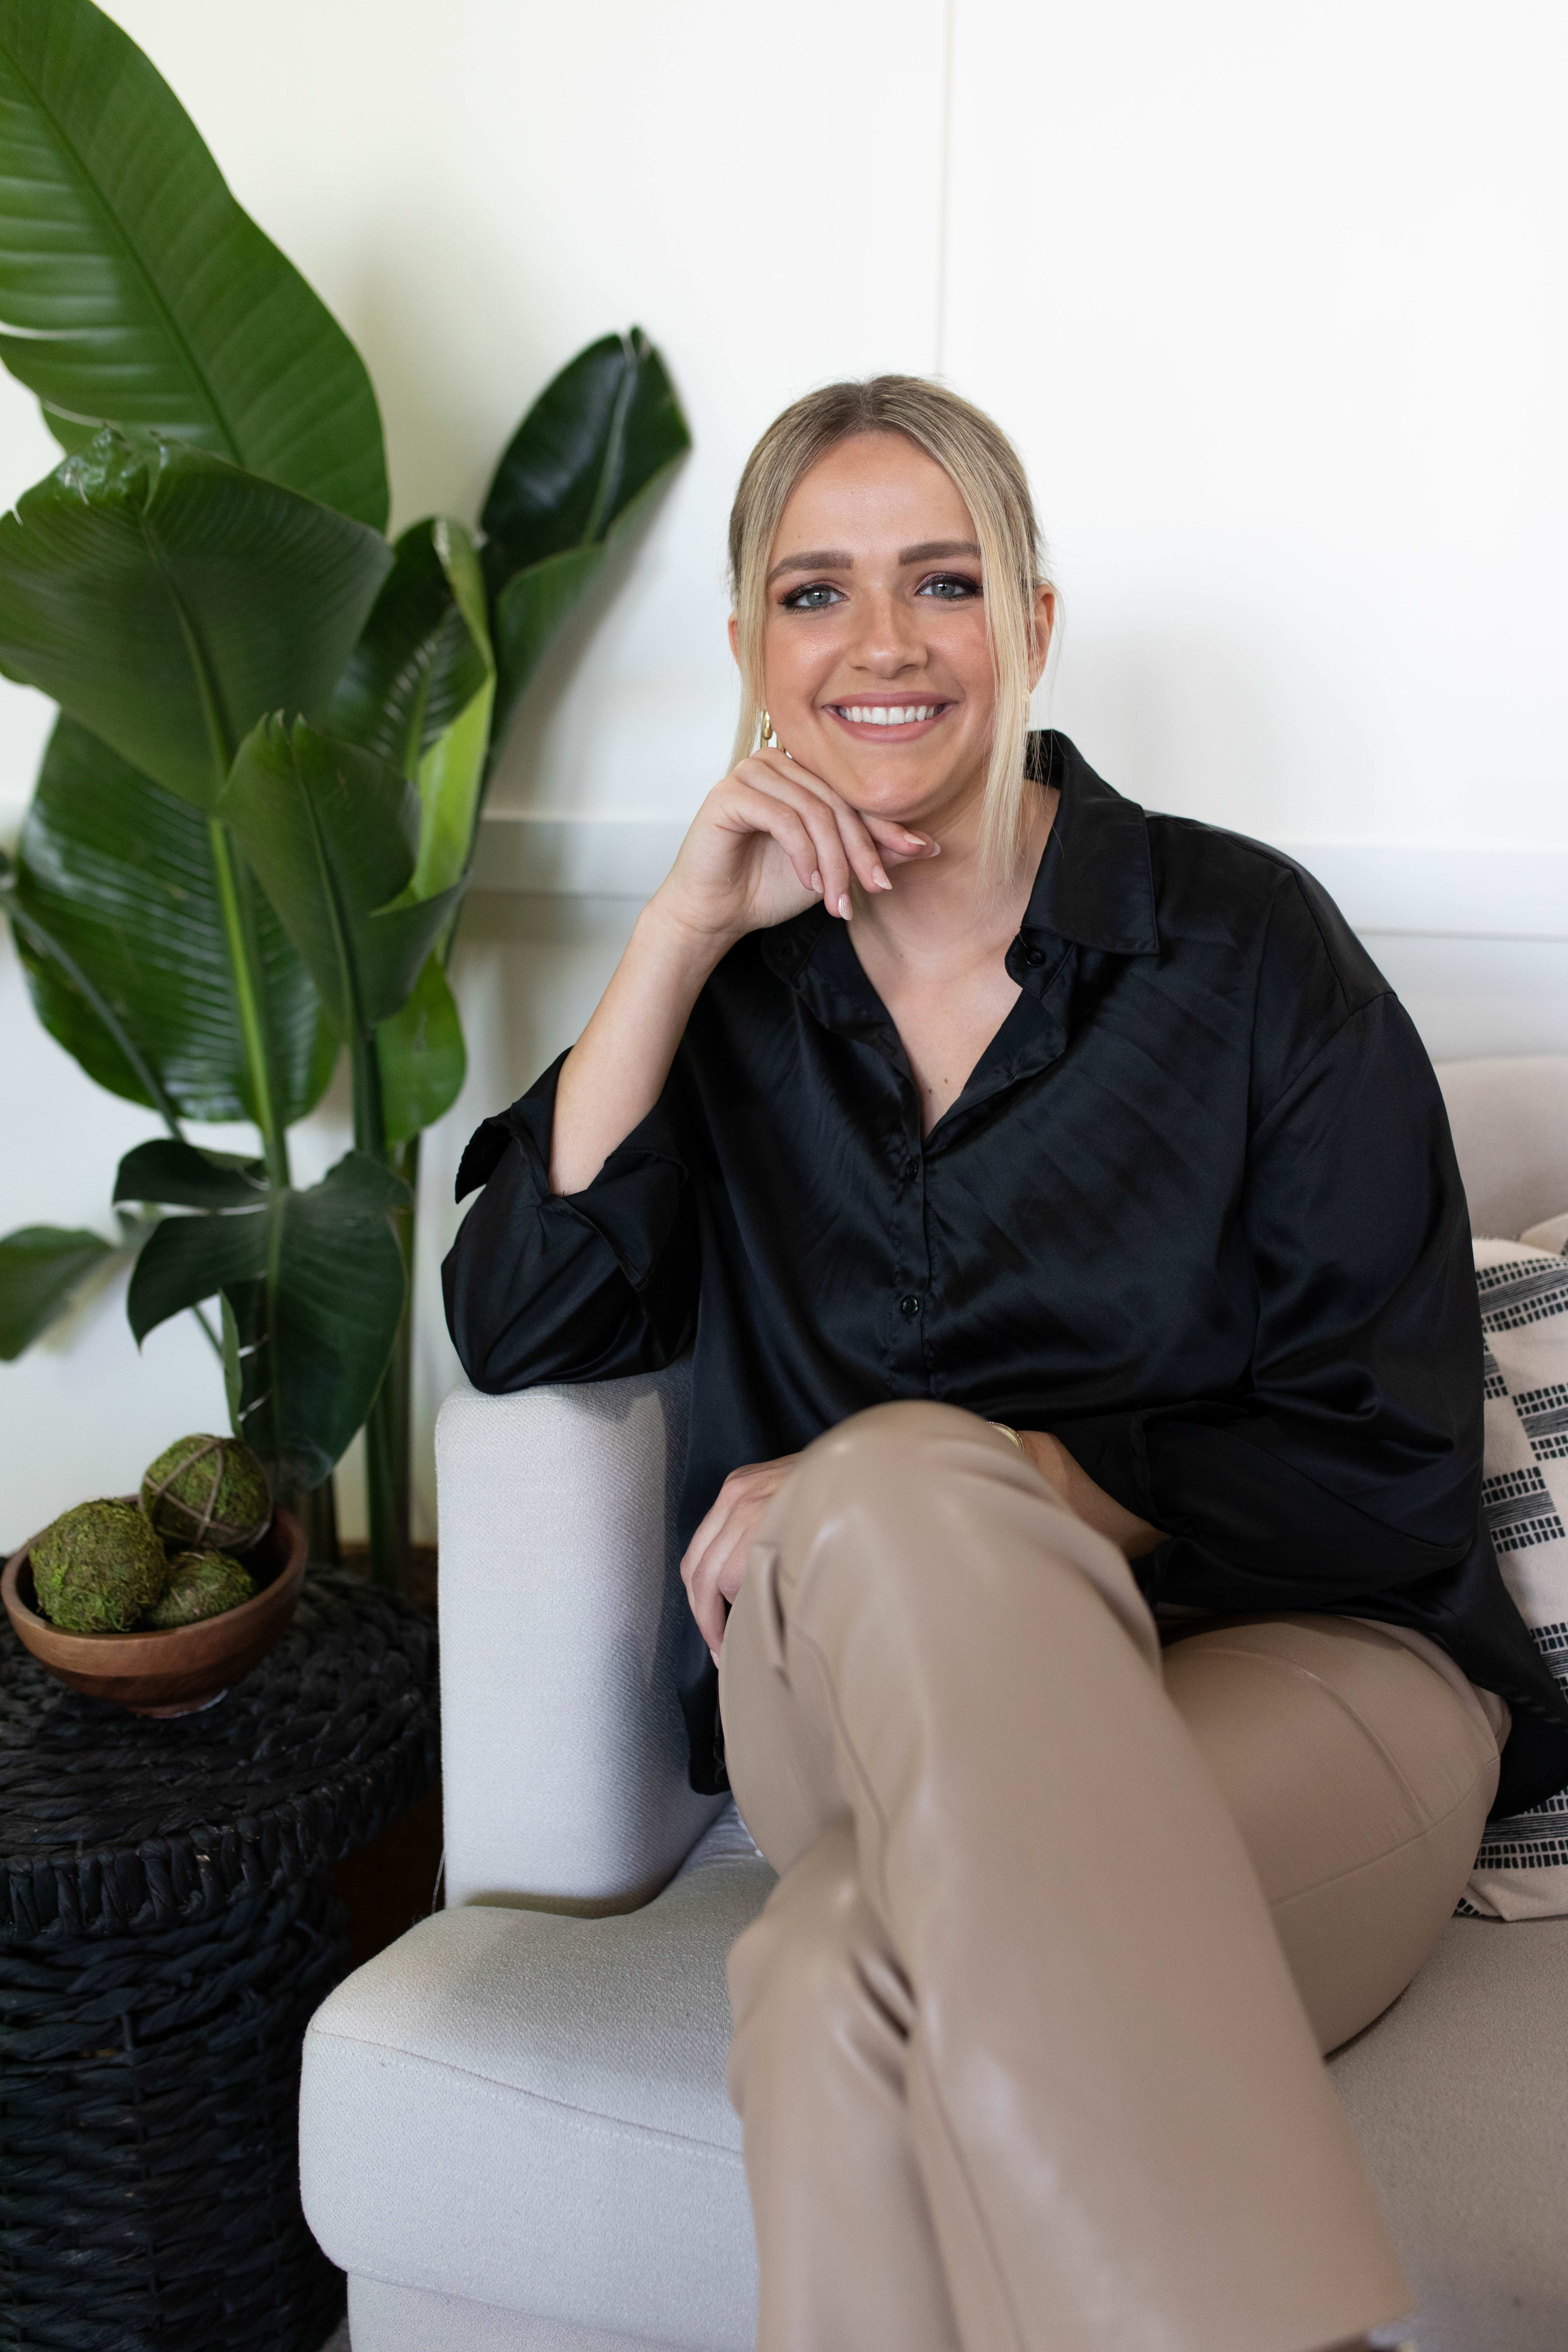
[[729, 758, 857, 913], [727, 780, 853, 914], [679, 1456, 800, 1656], [864, 812, 942, 869], [681, 1486, 742, 1655], [734, 752, 924, 915], [723, 785, 825, 901]]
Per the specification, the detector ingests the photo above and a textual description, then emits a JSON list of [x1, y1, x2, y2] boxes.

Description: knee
[[785, 1399, 1005, 1524]]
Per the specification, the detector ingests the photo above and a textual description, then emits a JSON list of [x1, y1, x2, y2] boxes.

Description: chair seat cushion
[[303, 1830, 1568, 2352], [301, 1836, 774, 2352], [1330, 1911, 1568, 2352]]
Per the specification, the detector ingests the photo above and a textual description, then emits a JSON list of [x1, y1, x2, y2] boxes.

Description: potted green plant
[[0, 0, 691, 1588]]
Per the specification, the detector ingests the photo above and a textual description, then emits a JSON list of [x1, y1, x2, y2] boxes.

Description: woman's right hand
[[649, 745, 940, 947]]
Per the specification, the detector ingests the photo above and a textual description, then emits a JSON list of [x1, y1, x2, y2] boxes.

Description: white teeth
[[839, 704, 939, 725]]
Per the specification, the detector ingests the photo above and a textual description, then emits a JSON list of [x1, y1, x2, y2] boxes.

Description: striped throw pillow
[[1461, 1234, 1568, 1920]]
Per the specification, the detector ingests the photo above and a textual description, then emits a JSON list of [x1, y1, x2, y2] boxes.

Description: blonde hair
[[727, 375, 1051, 884]]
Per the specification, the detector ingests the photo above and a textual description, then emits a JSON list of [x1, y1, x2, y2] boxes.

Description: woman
[[444, 377, 1568, 2352]]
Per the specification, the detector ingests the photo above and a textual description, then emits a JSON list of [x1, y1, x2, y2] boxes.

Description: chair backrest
[[1436, 1056, 1568, 1239]]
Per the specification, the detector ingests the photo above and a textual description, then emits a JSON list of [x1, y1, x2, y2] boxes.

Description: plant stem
[[207, 819, 290, 1191], [306, 1477, 341, 1568], [352, 1022, 409, 1588], [350, 1026, 388, 1163]]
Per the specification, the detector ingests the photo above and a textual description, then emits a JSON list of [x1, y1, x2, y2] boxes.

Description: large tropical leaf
[[0, 1209, 164, 1361], [0, 0, 388, 527], [330, 518, 491, 782], [327, 520, 489, 1142], [488, 541, 610, 755], [480, 330, 690, 751], [481, 328, 689, 577], [331, 516, 494, 895], [377, 956, 466, 1147], [218, 717, 461, 1040], [0, 432, 392, 808], [115, 1138, 266, 1212], [126, 1150, 409, 1492], [11, 717, 334, 1124], [0, 1225, 114, 1358]]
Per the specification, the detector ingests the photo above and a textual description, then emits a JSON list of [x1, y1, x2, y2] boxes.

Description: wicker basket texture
[[0, 1570, 439, 2351]]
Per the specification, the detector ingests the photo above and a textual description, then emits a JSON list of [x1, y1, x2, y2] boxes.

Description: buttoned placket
[[764, 905, 1087, 1395]]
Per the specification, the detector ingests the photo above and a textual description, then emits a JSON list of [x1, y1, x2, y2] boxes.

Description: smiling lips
[[826, 700, 952, 735]]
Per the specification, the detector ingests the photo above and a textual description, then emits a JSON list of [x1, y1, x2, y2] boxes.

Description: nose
[[844, 585, 929, 678]]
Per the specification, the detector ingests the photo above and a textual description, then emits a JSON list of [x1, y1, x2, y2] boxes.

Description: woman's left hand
[[680, 1454, 802, 1661]]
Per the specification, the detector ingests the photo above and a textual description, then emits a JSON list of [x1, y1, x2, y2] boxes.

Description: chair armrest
[[435, 1361, 724, 1914]]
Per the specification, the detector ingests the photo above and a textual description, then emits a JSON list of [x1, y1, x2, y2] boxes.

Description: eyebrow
[[765, 538, 982, 587]]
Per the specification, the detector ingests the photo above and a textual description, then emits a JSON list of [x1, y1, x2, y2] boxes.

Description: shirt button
[[1023, 944, 1046, 967], [903, 1157, 920, 1181], [899, 1294, 922, 1318]]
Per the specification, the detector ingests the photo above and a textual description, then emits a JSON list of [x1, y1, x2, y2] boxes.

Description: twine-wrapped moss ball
[[143, 1550, 256, 1629], [140, 1434, 271, 1552], [31, 1499, 170, 1633]]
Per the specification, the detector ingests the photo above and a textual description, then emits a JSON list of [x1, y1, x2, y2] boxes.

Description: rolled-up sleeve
[[1059, 992, 1484, 1611], [442, 1051, 699, 1392]]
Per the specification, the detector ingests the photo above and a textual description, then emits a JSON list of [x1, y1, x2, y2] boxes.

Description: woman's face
[[737, 430, 1051, 833]]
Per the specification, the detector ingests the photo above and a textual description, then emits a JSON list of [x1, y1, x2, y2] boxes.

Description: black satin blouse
[[444, 733, 1568, 1813]]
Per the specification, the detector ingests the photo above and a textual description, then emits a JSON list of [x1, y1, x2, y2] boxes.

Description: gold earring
[[759, 708, 776, 750]]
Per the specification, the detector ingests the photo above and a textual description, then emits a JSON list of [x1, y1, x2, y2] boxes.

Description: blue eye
[[919, 573, 980, 601], [781, 582, 843, 611]]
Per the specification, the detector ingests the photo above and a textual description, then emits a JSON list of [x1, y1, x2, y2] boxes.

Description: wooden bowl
[[1, 1504, 307, 1716]]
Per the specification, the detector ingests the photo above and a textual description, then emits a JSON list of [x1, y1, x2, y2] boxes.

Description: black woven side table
[[0, 1569, 438, 2352]]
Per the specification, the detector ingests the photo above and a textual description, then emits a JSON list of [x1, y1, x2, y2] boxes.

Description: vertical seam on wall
[[934, 0, 956, 376]]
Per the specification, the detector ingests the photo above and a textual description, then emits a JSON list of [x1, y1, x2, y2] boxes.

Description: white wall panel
[[3, 0, 1566, 1544], [943, 0, 1568, 846]]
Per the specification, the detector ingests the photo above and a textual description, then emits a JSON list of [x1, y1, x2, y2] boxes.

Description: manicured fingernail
[[926, 840, 942, 855], [811, 870, 822, 893], [872, 866, 891, 891], [838, 893, 853, 919]]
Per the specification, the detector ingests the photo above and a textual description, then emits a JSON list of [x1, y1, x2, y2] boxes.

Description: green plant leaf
[[0, 0, 388, 527], [0, 432, 393, 809], [480, 330, 690, 754], [10, 717, 336, 1124], [127, 1203, 269, 1344], [0, 1225, 115, 1358], [331, 515, 495, 905], [481, 327, 690, 575], [410, 522, 495, 901], [113, 1138, 266, 1212], [330, 518, 491, 778], [218, 717, 461, 1039], [488, 541, 609, 753], [377, 956, 467, 1147], [134, 1151, 408, 1492]]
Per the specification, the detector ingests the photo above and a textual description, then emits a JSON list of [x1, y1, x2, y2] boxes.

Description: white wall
[[3, 0, 1566, 1550]]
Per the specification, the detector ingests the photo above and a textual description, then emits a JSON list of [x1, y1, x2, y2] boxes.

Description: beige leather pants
[[717, 1403, 1504, 2352]]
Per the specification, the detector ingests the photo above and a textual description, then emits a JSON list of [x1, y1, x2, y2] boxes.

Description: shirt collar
[[1018, 731, 1160, 958]]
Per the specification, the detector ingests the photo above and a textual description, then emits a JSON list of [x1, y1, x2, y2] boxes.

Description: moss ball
[[140, 1434, 270, 1552], [143, 1550, 256, 1629], [32, 1499, 170, 1633]]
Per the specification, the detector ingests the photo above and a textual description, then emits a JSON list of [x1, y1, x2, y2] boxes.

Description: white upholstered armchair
[[299, 1058, 1568, 2352]]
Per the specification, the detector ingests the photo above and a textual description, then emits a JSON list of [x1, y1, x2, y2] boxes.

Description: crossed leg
[[719, 1402, 1499, 2352]]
